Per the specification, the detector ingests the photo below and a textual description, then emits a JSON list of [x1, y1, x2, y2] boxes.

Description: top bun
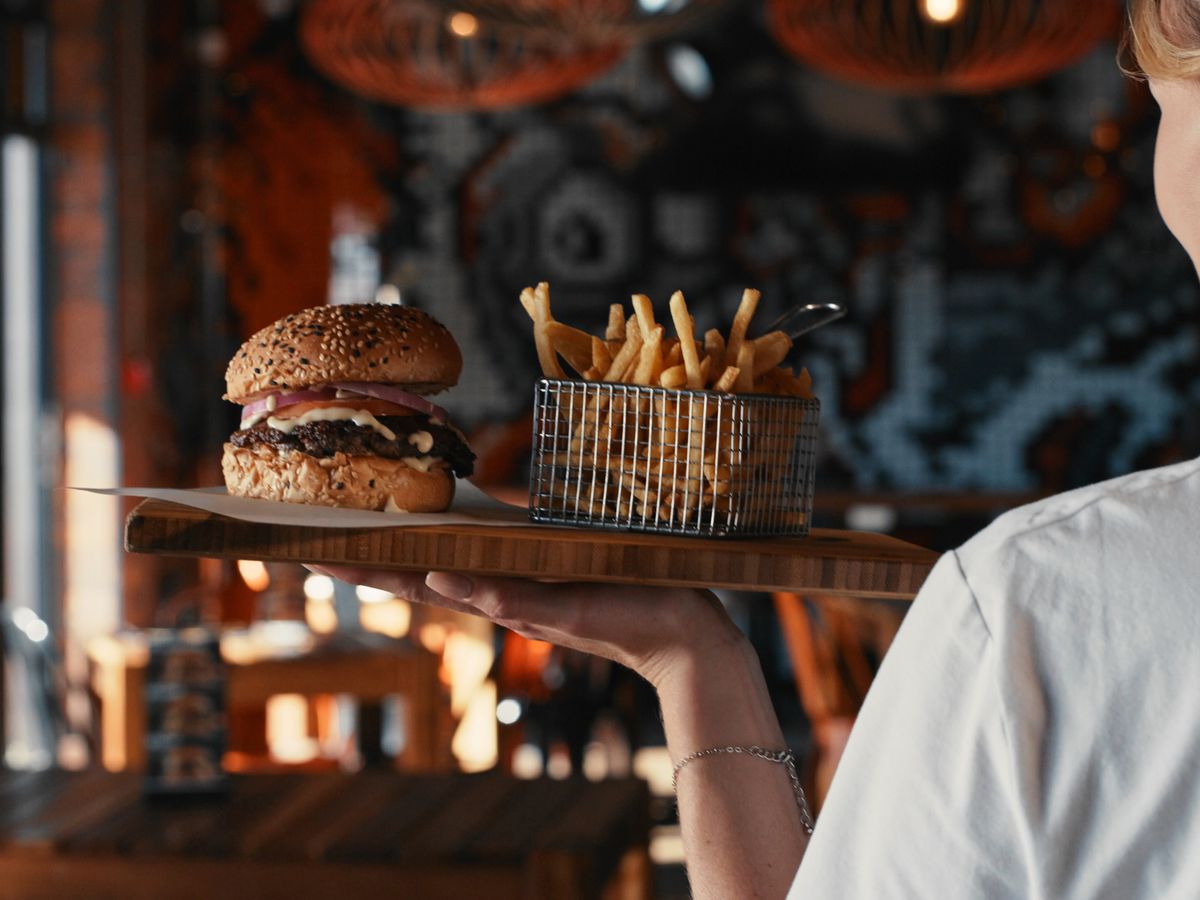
[[225, 304, 463, 402]]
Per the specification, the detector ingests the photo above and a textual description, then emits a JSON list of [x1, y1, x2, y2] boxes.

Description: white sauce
[[402, 454, 440, 473], [239, 393, 282, 429], [264, 406, 397, 441], [408, 430, 434, 454]]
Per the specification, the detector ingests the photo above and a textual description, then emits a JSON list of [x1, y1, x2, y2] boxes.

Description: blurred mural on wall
[[158, 1, 1199, 497]]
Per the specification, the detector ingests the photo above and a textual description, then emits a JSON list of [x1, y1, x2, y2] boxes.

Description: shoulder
[[955, 455, 1200, 627]]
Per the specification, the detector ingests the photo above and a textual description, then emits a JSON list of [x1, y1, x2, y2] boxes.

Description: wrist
[[635, 591, 750, 691], [644, 603, 787, 761]]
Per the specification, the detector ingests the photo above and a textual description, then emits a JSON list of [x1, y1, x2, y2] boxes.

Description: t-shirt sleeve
[[788, 551, 1030, 899]]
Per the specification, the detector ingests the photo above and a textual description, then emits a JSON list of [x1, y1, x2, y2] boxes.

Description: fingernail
[[426, 571, 474, 600]]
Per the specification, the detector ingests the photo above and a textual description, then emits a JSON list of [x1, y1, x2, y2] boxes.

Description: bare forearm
[[318, 571, 806, 895], [656, 635, 808, 900]]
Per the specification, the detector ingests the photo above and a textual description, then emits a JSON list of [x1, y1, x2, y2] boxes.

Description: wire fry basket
[[529, 379, 820, 537]]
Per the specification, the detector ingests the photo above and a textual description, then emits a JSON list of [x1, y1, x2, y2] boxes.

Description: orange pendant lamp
[[430, 0, 730, 44], [766, 0, 1122, 94], [301, 0, 624, 110]]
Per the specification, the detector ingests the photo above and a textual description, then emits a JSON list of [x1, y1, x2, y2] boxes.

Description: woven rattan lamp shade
[[301, 0, 624, 110], [765, 0, 1122, 94], [428, 0, 731, 44]]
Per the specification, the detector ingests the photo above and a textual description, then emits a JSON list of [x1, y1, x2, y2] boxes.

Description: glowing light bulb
[[303, 573, 335, 602], [447, 11, 479, 38], [237, 559, 270, 592], [922, 0, 962, 25], [496, 698, 522, 725]]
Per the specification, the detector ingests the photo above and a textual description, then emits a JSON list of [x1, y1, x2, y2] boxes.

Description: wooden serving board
[[125, 499, 938, 600]]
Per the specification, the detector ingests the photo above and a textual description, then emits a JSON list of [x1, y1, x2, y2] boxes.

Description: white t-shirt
[[789, 456, 1200, 899]]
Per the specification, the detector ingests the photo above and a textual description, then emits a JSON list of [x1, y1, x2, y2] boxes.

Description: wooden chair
[[773, 592, 906, 809], [87, 632, 450, 773]]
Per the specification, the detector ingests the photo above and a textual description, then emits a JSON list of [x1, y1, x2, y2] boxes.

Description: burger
[[221, 303, 475, 512]]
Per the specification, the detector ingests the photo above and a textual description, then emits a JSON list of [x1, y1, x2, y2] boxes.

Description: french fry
[[603, 318, 642, 382], [752, 331, 793, 377], [669, 290, 704, 390], [660, 363, 687, 390], [545, 321, 594, 374], [519, 286, 537, 321], [724, 288, 760, 371], [632, 325, 664, 386], [591, 336, 613, 374], [714, 365, 740, 393], [581, 366, 602, 381], [753, 367, 788, 395], [606, 304, 626, 341], [735, 342, 755, 392], [703, 330, 725, 387], [664, 341, 683, 368], [530, 282, 564, 379], [704, 328, 725, 360], [631, 294, 656, 335], [795, 366, 814, 398]]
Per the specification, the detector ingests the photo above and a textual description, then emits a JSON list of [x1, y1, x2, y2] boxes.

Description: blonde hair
[[1124, 0, 1200, 79]]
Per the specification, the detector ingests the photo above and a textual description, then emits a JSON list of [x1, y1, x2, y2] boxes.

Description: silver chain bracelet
[[672, 745, 815, 834]]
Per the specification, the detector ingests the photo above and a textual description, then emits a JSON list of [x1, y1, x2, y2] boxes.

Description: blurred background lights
[[921, 0, 963, 24], [496, 697, 522, 725], [359, 599, 411, 639], [11, 607, 48, 643], [236, 559, 270, 592], [303, 573, 335, 602], [447, 11, 479, 37], [665, 43, 713, 100]]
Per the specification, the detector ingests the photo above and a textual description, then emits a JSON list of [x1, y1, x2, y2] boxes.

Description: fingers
[[304, 565, 484, 618], [426, 572, 582, 632], [305, 566, 728, 673]]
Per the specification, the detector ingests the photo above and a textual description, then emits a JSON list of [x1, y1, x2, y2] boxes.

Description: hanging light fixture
[[426, 0, 731, 45], [301, 0, 625, 110], [766, 0, 1122, 94]]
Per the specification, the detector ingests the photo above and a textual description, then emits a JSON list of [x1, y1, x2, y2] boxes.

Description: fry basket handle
[[767, 302, 846, 340]]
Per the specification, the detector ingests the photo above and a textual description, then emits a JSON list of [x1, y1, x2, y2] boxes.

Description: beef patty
[[230, 414, 475, 478]]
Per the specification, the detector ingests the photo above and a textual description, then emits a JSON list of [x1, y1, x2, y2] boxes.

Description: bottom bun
[[222, 443, 455, 512]]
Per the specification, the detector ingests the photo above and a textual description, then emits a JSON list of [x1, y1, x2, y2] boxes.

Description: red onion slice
[[329, 382, 450, 421], [239, 383, 451, 428], [240, 387, 338, 422]]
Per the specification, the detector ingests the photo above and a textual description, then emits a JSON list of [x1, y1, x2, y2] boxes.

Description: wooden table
[[88, 634, 447, 772], [126, 499, 938, 600], [0, 768, 651, 900]]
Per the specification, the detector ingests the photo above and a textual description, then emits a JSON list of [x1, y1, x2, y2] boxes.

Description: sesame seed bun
[[225, 304, 463, 403], [222, 442, 455, 512]]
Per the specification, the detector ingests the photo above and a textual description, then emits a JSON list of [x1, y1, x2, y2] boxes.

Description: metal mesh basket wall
[[529, 379, 820, 537]]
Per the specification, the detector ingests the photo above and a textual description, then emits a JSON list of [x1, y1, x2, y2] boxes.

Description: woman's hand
[[306, 565, 746, 689]]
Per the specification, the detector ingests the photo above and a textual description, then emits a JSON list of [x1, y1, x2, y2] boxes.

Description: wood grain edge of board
[[123, 500, 938, 600]]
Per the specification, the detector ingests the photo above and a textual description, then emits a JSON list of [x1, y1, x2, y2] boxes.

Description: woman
[[315, 2, 1200, 896]]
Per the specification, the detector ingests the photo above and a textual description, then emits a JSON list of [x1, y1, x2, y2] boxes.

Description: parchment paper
[[73, 481, 531, 529]]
